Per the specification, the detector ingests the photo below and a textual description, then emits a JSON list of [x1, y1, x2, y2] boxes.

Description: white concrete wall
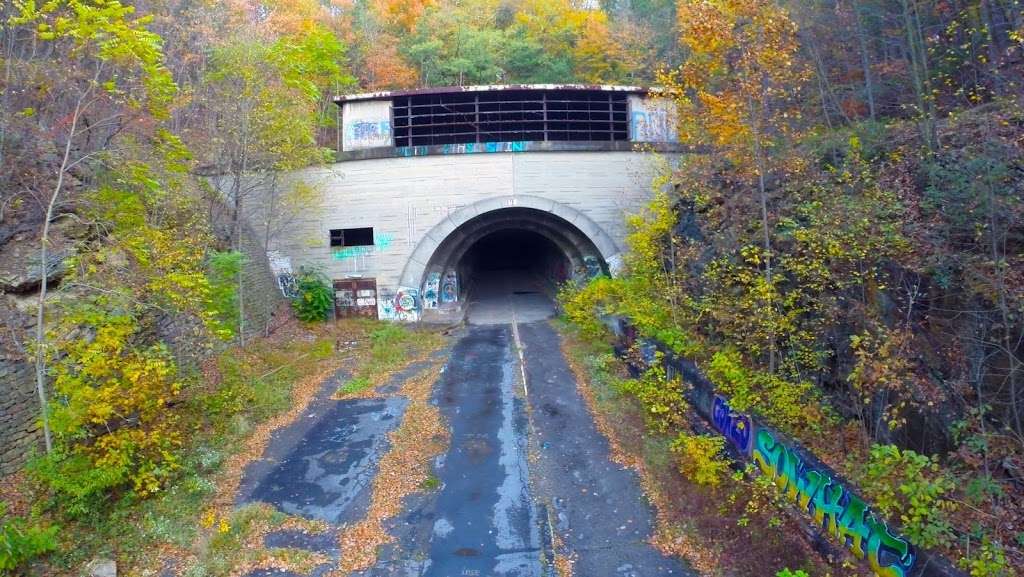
[[256, 150, 675, 317]]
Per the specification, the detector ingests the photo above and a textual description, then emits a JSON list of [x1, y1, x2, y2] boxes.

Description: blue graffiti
[[332, 232, 395, 261], [347, 120, 391, 142], [712, 396, 753, 454], [396, 141, 529, 157]]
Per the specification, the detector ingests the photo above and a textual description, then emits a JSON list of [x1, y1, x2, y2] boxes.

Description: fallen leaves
[[336, 360, 449, 572], [559, 332, 721, 576]]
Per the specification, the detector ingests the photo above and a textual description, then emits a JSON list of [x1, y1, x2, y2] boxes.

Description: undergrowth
[[14, 321, 365, 576]]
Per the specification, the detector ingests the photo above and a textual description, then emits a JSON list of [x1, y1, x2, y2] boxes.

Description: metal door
[[334, 279, 378, 319]]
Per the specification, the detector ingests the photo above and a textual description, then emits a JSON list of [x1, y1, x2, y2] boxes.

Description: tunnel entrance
[[460, 229, 568, 324], [412, 205, 611, 325]]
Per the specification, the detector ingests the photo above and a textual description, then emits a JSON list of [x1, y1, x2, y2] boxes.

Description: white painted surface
[[342, 100, 393, 150], [628, 95, 679, 143]]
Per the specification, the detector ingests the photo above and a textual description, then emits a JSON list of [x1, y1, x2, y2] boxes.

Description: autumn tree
[[4, 0, 178, 453], [664, 0, 807, 372], [193, 20, 346, 341]]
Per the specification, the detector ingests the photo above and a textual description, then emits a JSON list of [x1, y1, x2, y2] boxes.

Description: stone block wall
[[0, 359, 40, 476]]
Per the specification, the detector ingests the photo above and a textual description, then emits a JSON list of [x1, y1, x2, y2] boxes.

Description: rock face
[[0, 229, 71, 295]]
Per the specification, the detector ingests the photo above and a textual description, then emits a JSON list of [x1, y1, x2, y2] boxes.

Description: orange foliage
[[370, 0, 437, 33], [362, 40, 419, 90]]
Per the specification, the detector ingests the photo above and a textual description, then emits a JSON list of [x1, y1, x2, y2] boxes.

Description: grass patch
[[336, 321, 447, 398], [420, 474, 441, 491], [338, 375, 372, 395]]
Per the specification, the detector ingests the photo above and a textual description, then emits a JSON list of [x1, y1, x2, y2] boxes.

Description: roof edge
[[333, 84, 655, 104]]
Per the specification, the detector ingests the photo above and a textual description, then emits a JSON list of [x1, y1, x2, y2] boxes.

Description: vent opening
[[329, 227, 374, 247]]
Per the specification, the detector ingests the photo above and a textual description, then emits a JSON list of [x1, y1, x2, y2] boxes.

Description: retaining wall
[[607, 317, 966, 577]]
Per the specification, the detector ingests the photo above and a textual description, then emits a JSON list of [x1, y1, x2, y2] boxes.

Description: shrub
[[0, 504, 59, 572], [860, 444, 957, 549], [960, 539, 1011, 577], [776, 569, 810, 577], [671, 432, 731, 487], [616, 362, 688, 432], [206, 250, 246, 339], [292, 269, 334, 322], [42, 310, 183, 502]]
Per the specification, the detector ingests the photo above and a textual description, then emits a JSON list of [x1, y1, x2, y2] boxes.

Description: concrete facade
[[258, 150, 673, 321], [253, 85, 683, 322]]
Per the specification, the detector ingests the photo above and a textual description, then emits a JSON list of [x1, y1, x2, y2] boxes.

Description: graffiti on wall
[[628, 95, 679, 143], [267, 251, 298, 298], [707, 395, 917, 577], [574, 255, 604, 282], [396, 141, 528, 157], [332, 232, 394, 261], [423, 272, 440, 309], [751, 427, 916, 577], [347, 120, 391, 143], [712, 396, 753, 454], [342, 100, 393, 150], [377, 288, 396, 320], [753, 429, 917, 577], [394, 287, 421, 322], [441, 270, 458, 303]]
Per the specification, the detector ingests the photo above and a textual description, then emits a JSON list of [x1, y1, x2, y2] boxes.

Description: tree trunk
[[852, 0, 877, 120], [34, 96, 85, 454]]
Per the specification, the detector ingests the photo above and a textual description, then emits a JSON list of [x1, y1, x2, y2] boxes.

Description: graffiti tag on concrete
[[394, 287, 421, 322], [332, 232, 394, 261], [276, 273, 298, 299], [396, 141, 529, 157], [423, 272, 440, 309], [712, 396, 752, 454], [628, 95, 679, 143], [342, 100, 393, 150], [441, 269, 458, 303]]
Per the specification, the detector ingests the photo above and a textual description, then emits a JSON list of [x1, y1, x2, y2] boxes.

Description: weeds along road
[[237, 295, 691, 577]]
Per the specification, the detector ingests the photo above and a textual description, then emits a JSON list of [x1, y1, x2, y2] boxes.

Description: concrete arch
[[399, 195, 622, 288]]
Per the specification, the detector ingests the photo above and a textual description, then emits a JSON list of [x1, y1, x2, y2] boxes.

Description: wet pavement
[[238, 297, 691, 577], [464, 270, 557, 325]]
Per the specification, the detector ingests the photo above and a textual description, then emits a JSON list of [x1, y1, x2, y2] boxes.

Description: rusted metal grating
[[392, 89, 629, 147]]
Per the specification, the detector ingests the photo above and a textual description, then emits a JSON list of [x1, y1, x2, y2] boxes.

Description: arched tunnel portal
[[402, 201, 618, 323]]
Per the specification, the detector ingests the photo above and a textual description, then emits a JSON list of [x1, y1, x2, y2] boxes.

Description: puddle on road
[[249, 396, 408, 525]]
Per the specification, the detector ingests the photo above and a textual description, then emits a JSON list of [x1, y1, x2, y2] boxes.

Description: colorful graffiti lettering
[[396, 141, 529, 157], [394, 287, 421, 322], [423, 272, 440, 309], [712, 396, 752, 454], [752, 429, 915, 577], [441, 270, 458, 303]]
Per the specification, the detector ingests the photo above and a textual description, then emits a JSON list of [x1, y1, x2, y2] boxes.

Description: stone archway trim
[[399, 195, 622, 288]]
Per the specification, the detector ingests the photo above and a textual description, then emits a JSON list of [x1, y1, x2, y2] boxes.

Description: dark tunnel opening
[[459, 229, 569, 323]]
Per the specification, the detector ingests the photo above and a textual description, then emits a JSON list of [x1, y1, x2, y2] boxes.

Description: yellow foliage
[[671, 432, 731, 487]]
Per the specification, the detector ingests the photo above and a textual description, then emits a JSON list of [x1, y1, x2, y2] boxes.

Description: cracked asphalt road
[[239, 291, 691, 577]]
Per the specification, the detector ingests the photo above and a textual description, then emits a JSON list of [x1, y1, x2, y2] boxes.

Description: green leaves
[[291, 269, 334, 323], [860, 444, 957, 549], [0, 506, 59, 572], [13, 0, 176, 117]]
